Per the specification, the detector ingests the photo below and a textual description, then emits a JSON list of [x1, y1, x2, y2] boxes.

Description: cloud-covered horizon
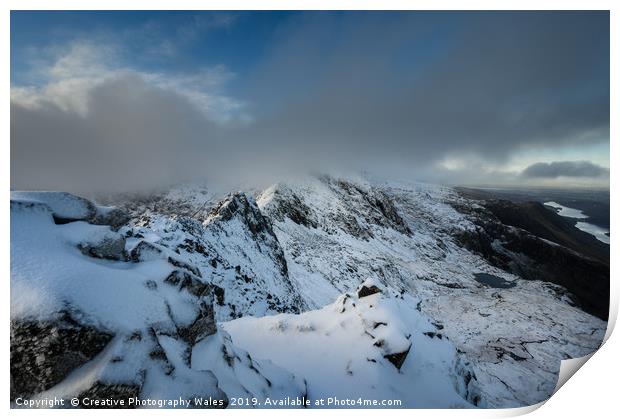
[[10, 11, 610, 193], [521, 161, 610, 179]]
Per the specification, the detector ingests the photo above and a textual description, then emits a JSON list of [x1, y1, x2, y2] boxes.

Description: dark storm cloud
[[241, 11, 609, 168], [521, 161, 610, 179], [11, 73, 230, 193], [10, 11, 610, 192]]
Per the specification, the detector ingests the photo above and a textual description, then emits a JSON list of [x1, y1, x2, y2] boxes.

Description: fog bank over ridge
[[10, 11, 610, 192]]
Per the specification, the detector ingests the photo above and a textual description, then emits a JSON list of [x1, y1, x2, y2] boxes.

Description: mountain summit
[[10, 175, 607, 408]]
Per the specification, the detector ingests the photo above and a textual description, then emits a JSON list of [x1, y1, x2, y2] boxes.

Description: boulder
[[78, 232, 126, 261], [384, 343, 412, 370], [357, 278, 383, 298], [10, 191, 129, 230], [10, 191, 97, 224]]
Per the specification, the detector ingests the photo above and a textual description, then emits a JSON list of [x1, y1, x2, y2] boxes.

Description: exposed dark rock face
[[324, 177, 412, 237], [502, 234, 608, 319], [206, 192, 290, 278], [10, 311, 114, 400], [208, 192, 276, 239], [262, 178, 412, 240], [212, 286, 225, 305], [266, 190, 318, 228], [384, 344, 412, 370], [452, 198, 609, 320], [177, 238, 210, 258], [368, 190, 412, 235], [358, 284, 382, 298], [336, 216, 368, 241]]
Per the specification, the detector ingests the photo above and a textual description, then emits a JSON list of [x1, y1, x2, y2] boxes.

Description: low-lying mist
[[11, 12, 610, 194]]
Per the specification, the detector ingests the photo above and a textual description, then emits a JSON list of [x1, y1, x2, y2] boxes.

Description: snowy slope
[[254, 176, 606, 407], [10, 193, 306, 407], [10, 175, 608, 408]]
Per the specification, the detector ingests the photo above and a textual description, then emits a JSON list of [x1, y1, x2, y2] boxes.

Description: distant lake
[[473, 273, 516, 289], [544, 201, 588, 219], [544, 201, 610, 244], [459, 187, 609, 228]]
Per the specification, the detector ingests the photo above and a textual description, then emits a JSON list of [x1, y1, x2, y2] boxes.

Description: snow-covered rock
[[254, 176, 606, 407], [224, 281, 477, 408], [119, 191, 306, 320], [74, 228, 127, 261], [10, 175, 608, 408], [357, 277, 383, 298], [11, 191, 130, 230], [10, 310, 114, 400], [10, 194, 305, 408], [11, 191, 98, 222]]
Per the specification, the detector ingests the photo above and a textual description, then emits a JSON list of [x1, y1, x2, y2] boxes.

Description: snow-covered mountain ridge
[[10, 175, 607, 408]]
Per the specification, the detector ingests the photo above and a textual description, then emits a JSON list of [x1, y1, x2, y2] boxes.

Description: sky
[[10, 11, 610, 193]]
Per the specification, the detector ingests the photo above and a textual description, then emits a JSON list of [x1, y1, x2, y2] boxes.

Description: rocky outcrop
[[201, 192, 305, 315], [10, 191, 129, 230], [345, 281, 414, 371], [324, 177, 412, 236], [207, 192, 277, 240], [10, 310, 114, 400], [384, 344, 412, 370], [453, 357, 483, 407], [11, 192, 98, 224], [357, 279, 383, 298], [78, 232, 126, 261], [206, 192, 289, 276], [262, 188, 318, 228], [167, 257, 202, 278]]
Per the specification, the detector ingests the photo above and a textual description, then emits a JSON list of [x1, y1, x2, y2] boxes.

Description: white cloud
[[10, 40, 252, 193], [11, 41, 246, 123]]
